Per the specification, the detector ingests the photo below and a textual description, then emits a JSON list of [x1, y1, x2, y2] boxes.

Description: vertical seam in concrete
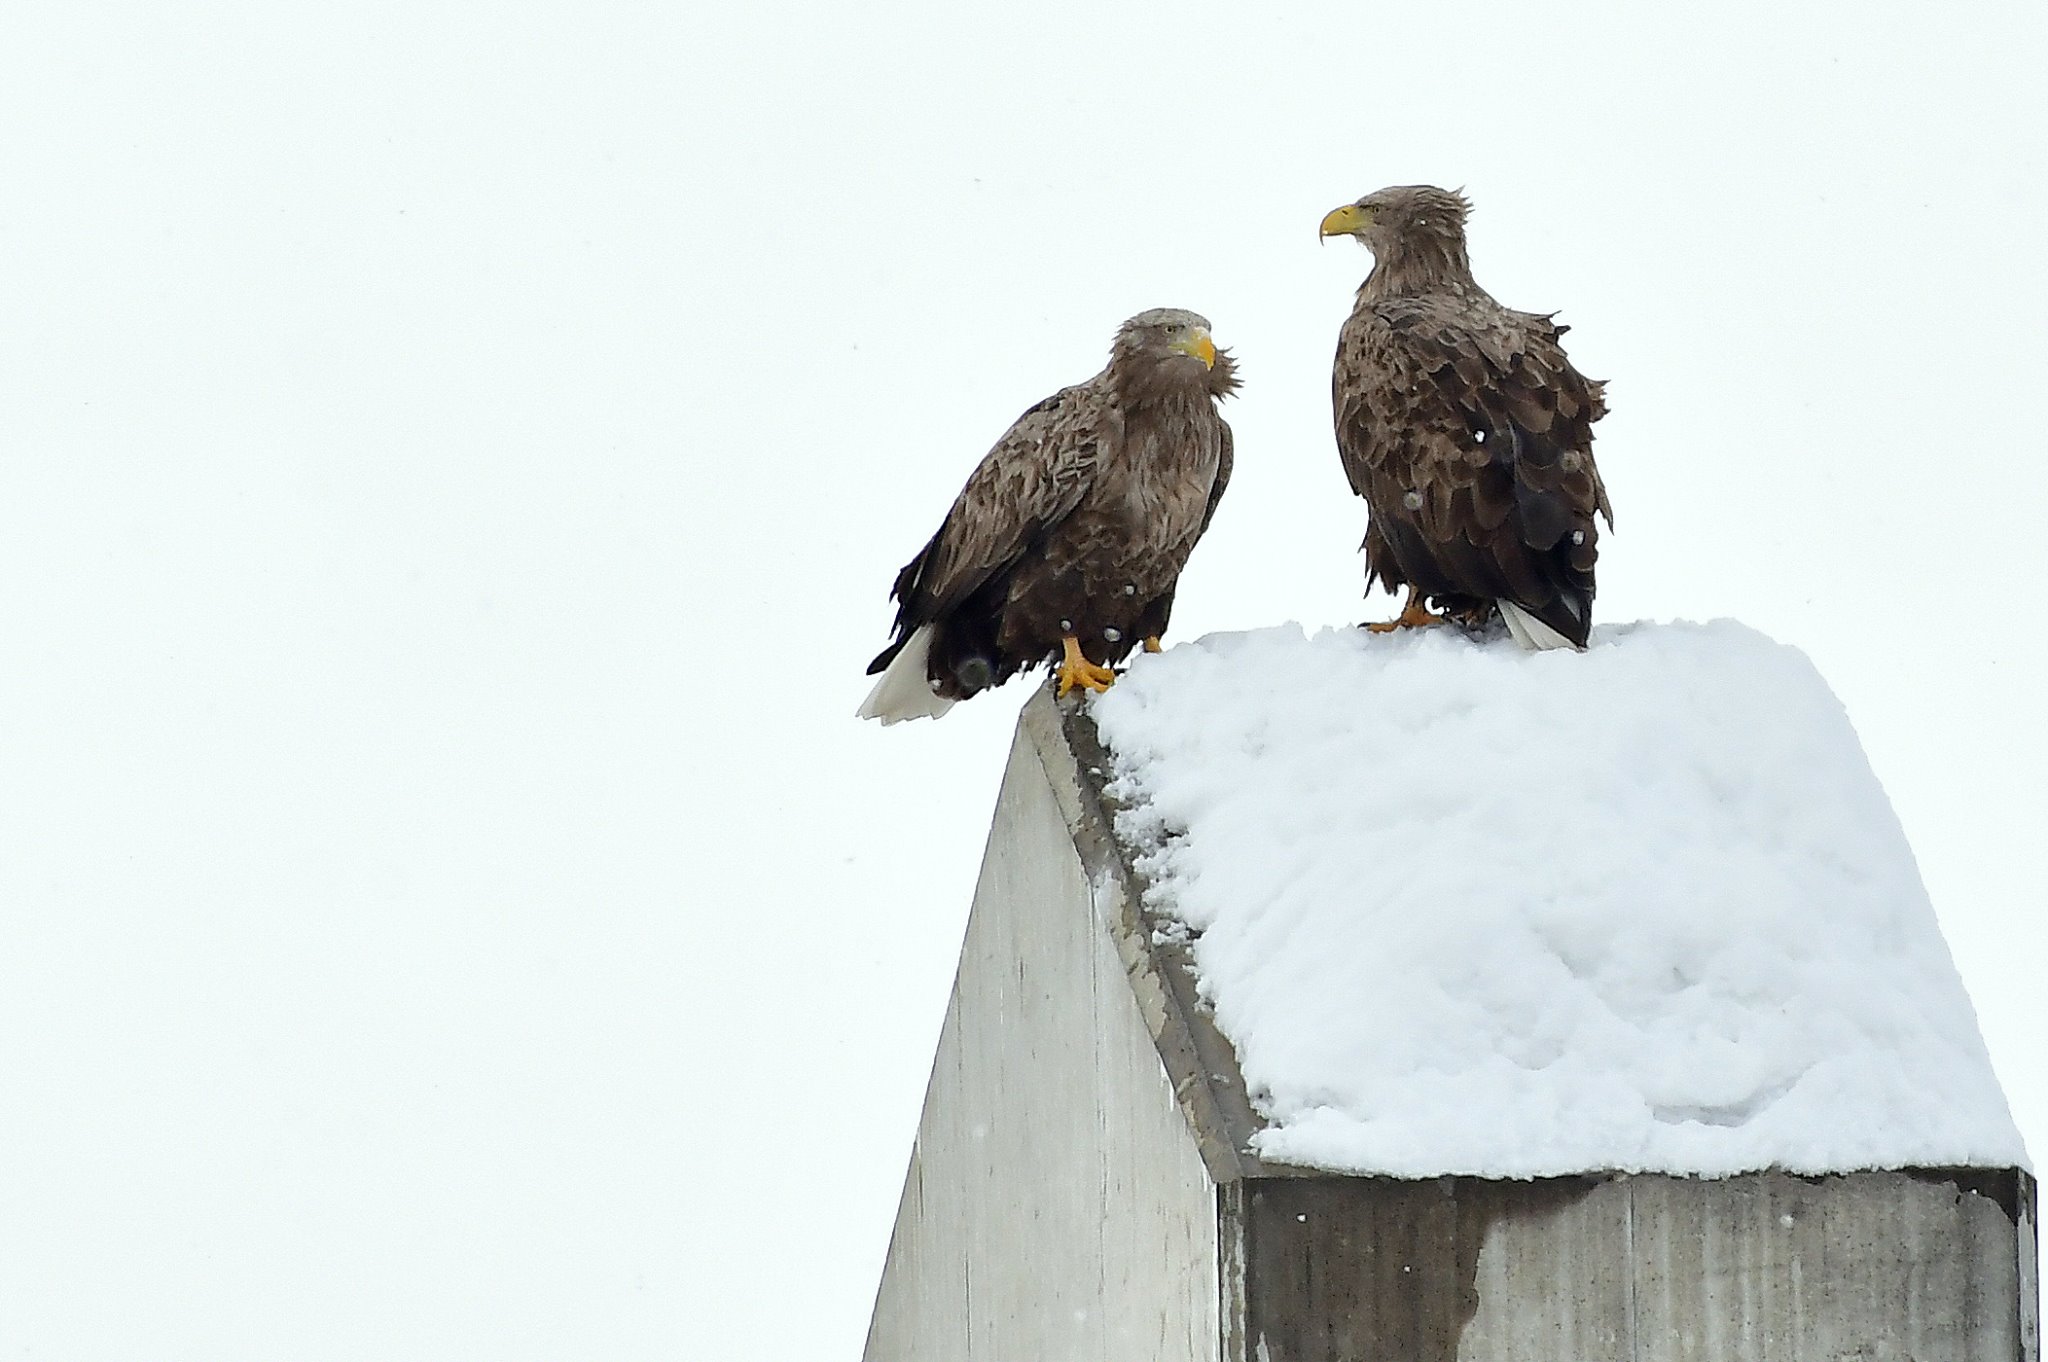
[[1623, 1176, 1639, 1362], [1219, 1180, 1248, 1362], [961, 1239, 974, 1362], [1213, 1183, 1228, 1362], [2020, 1179, 2040, 1362]]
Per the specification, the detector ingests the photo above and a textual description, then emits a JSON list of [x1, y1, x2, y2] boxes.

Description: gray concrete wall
[[862, 702, 1220, 1362], [1232, 1171, 2036, 1362]]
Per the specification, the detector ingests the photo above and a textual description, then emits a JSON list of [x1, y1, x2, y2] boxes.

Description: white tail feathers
[[1498, 600, 1580, 652], [857, 625, 958, 724]]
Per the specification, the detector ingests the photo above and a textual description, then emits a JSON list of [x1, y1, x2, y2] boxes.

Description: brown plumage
[[859, 308, 1239, 723], [1320, 186, 1612, 650]]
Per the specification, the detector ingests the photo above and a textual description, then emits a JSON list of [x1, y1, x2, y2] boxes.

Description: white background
[[3, 1, 2042, 1357]]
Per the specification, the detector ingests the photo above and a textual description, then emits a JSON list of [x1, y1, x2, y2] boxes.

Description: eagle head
[[1113, 308, 1240, 398], [1118, 308, 1217, 368], [1319, 185, 1472, 252]]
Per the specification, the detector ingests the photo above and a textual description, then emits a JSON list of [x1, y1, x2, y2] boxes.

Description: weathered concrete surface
[[861, 699, 1220, 1362], [1235, 1171, 2035, 1362], [866, 685, 2039, 1362]]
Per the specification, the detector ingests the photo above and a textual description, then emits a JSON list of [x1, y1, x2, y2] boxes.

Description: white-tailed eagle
[[860, 308, 1238, 723], [1321, 185, 1612, 650]]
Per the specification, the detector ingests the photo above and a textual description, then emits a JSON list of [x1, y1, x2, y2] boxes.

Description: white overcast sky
[[4, 1, 2043, 1358]]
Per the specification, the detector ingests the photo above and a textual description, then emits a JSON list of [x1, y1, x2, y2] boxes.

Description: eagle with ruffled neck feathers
[[859, 308, 1239, 723]]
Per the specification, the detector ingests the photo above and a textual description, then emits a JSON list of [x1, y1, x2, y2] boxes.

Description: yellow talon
[[1365, 587, 1448, 634], [1142, 636, 1164, 654], [1056, 636, 1118, 697]]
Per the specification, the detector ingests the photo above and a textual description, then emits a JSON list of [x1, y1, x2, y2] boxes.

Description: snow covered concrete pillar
[[864, 623, 2037, 1362]]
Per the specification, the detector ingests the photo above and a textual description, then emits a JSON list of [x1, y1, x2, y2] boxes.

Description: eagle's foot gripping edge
[[1056, 636, 1119, 698], [1365, 589, 1448, 634]]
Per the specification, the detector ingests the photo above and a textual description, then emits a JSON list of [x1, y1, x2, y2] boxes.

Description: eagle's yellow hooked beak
[[1171, 328, 1217, 368], [1320, 203, 1372, 241]]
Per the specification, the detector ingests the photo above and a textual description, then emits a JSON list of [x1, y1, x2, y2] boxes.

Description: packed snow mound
[[1092, 621, 2026, 1178]]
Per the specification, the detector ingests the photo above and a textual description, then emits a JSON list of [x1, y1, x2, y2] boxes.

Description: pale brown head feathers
[[1111, 307, 1241, 403], [1320, 185, 1477, 299]]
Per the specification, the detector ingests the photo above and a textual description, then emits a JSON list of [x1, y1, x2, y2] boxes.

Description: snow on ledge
[[1091, 620, 2026, 1179]]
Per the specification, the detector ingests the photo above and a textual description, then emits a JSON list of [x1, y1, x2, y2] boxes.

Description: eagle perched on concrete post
[[859, 308, 1239, 724], [1320, 186, 1612, 650]]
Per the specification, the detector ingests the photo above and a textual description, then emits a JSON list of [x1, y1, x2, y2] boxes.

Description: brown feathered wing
[[868, 382, 1118, 692]]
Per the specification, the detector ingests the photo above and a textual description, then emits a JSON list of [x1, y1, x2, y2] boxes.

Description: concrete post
[[863, 687, 2038, 1362]]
